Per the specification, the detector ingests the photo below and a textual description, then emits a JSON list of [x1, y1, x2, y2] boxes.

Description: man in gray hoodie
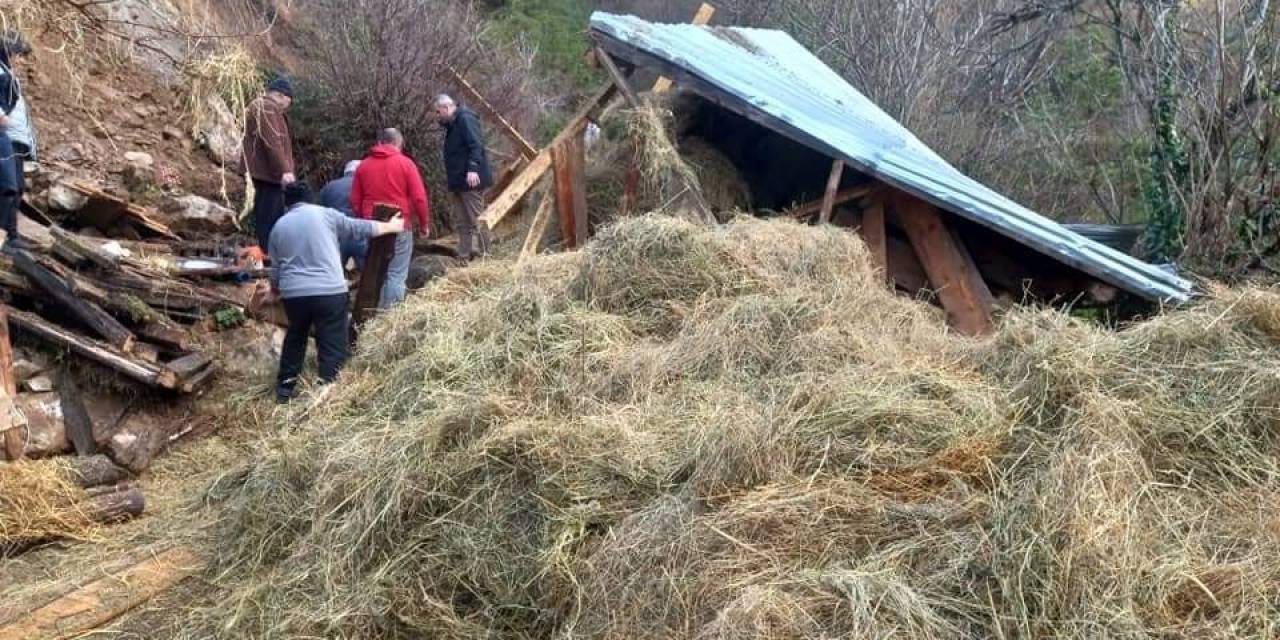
[[268, 180, 403, 402]]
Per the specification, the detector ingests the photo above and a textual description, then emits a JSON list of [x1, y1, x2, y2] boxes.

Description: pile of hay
[[0, 460, 100, 554], [186, 216, 1280, 639]]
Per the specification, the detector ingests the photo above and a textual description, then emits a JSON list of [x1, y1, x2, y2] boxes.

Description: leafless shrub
[[289, 0, 542, 225]]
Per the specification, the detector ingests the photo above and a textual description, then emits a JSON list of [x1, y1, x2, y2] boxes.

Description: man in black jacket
[[0, 30, 34, 253], [434, 94, 492, 260]]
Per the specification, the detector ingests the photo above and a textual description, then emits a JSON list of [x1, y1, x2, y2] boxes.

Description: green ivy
[[1141, 14, 1189, 263]]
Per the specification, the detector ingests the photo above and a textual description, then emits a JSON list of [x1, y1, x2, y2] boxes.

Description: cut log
[[477, 83, 618, 230], [6, 309, 162, 387], [48, 226, 119, 271], [180, 366, 215, 394], [134, 322, 190, 352], [161, 352, 213, 381], [552, 136, 590, 249], [519, 187, 556, 262], [67, 454, 130, 488], [0, 306, 21, 460], [9, 250, 136, 353], [892, 194, 995, 335], [652, 3, 717, 93], [817, 159, 845, 225], [859, 201, 887, 277], [0, 546, 198, 640], [446, 66, 538, 161], [84, 486, 144, 524]]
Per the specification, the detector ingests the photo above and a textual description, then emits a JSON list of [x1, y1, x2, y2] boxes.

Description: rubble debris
[[21, 376, 53, 393]]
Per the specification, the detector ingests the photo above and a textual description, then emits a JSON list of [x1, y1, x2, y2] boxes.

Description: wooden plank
[[786, 185, 878, 220], [817, 160, 845, 224], [892, 194, 995, 335], [859, 201, 887, 276], [477, 83, 618, 231], [67, 182, 180, 240], [0, 306, 22, 461], [0, 546, 199, 639], [485, 158, 526, 205], [446, 66, 538, 161], [653, 3, 717, 93], [9, 250, 136, 353], [519, 187, 556, 262], [7, 309, 162, 387], [351, 204, 401, 341], [552, 136, 589, 249], [596, 47, 640, 108]]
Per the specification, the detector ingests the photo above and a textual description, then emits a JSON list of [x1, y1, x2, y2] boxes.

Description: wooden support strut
[[595, 47, 640, 108], [786, 185, 878, 219], [519, 187, 556, 262], [477, 83, 618, 231], [446, 66, 538, 161], [652, 3, 717, 93], [859, 200, 888, 277], [817, 159, 845, 225], [892, 194, 996, 335], [552, 134, 590, 249]]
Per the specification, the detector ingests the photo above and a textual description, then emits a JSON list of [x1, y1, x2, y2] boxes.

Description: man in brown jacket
[[242, 76, 296, 252]]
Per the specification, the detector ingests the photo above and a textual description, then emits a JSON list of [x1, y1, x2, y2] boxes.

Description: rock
[[123, 150, 154, 167], [49, 142, 85, 164], [161, 126, 185, 141], [121, 151, 156, 191], [407, 254, 452, 290], [12, 358, 43, 383], [160, 193, 237, 233], [48, 181, 90, 212], [196, 94, 242, 166], [9, 393, 70, 459], [22, 375, 55, 393]]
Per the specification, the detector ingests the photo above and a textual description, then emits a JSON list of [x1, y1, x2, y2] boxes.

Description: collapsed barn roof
[[589, 12, 1193, 304]]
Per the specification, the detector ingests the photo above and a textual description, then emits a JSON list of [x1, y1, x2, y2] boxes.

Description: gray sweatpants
[[379, 230, 413, 309], [450, 190, 490, 259]]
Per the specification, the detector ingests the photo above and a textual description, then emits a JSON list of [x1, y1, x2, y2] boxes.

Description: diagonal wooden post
[[817, 159, 845, 224], [892, 193, 995, 335], [652, 3, 717, 93], [446, 66, 538, 161]]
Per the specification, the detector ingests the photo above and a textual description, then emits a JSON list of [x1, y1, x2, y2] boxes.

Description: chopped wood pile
[[1, 184, 269, 468]]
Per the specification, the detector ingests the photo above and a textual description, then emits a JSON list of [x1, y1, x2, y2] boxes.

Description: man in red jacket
[[350, 128, 430, 308]]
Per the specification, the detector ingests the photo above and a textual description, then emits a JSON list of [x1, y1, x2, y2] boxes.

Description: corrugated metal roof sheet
[[589, 12, 1193, 303]]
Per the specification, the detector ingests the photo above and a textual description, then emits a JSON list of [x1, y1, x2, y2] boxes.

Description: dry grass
[[152, 214, 1280, 639], [0, 459, 99, 554]]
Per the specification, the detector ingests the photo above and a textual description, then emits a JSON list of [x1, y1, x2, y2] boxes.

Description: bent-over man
[[268, 181, 403, 403], [320, 159, 365, 269], [434, 94, 492, 260]]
